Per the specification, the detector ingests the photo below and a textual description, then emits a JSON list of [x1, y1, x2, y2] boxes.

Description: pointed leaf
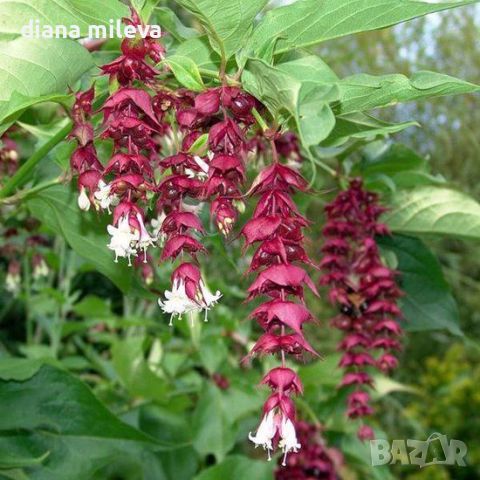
[[246, 0, 478, 56], [384, 186, 480, 239], [378, 235, 461, 335], [174, 0, 268, 60]]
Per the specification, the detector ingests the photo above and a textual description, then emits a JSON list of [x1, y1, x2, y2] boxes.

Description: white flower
[[5, 272, 21, 294], [77, 187, 91, 211], [186, 156, 209, 180], [135, 213, 155, 262], [107, 216, 139, 265], [33, 259, 49, 279], [158, 279, 200, 326], [151, 212, 167, 246], [248, 410, 276, 461], [198, 281, 222, 322], [278, 416, 301, 466], [94, 180, 119, 213]]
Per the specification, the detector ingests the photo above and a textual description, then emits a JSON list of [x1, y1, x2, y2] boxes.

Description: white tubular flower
[[32, 259, 49, 279], [248, 410, 276, 461], [158, 279, 200, 326], [5, 272, 21, 294], [186, 156, 209, 180], [198, 280, 222, 322], [94, 180, 119, 213], [135, 213, 155, 262], [77, 187, 91, 211], [151, 212, 167, 246], [193, 155, 209, 178], [278, 416, 301, 466], [107, 216, 139, 265]]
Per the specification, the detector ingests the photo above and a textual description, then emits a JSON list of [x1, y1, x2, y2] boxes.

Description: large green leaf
[[353, 143, 444, 190], [174, 0, 268, 60], [0, 38, 93, 125], [192, 383, 236, 461], [319, 113, 417, 149], [0, 0, 128, 39], [378, 235, 461, 335], [112, 336, 168, 403], [194, 455, 274, 480], [242, 58, 339, 147], [0, 365, 166, 480], [0, 358, 50, 381], [336, 71, 480, 114], [174, 36, 221, 72], [384, 186, 480, 239], [246, 0, 478, 57], [26, 183, 142, 294]]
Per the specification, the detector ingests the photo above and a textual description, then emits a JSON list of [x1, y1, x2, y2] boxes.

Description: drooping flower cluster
[[192, 86, 257, 235], [70, 10, 164, 272], [244, 141, 319, 464], [156, 149, 222, 325], [275, 421, 343, 480], [319, 179, 403, 440]]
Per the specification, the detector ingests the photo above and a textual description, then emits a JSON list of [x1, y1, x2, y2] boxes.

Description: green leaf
[[242, 58, 339, 147], [383, 186, 480, 240], [0, 358, 47, 381], [354, 143, 444, 190], [0, 0, 128, 39], [246, 0, 478, 57], [198, 336, 228, 375], [163, 55, 205, 91], [192, 383, 236, 461], [0, 365, 167, 480], [320, 113, 417, 149], [112, 336, 168, 403], [155, 7, 197, 41], [336, 71, 480, 114], [175, 36, 220, 72], [0, 38, 93, 125], [194, 455, 274, 480], [175, 0, 268, 60], [378, 235, 461, 335], [0, 451, 50, 470], [26, 184, 143, 295]]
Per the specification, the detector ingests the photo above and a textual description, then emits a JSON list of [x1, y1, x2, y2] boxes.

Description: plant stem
[[0, 120, 72, 199], [252, 108, 269, 133], [0, 177, 62, 205]]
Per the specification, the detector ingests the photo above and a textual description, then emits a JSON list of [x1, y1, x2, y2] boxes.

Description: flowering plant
[[0, 1, 479, 479]]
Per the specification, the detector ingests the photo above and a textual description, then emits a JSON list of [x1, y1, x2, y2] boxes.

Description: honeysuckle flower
[[5, 260, 21, 294], [275, 421, 343, 479], [107, 216, 139, 265], [278, 416, 301, 466], [197, 280, 222, 321], [77, 187, 91, 211], [94, 180, 119, 212], [248, 409, 276, 460], [32, 254, 49, 279], [158, 278, 200, 326], [134, 213, 155, 262]]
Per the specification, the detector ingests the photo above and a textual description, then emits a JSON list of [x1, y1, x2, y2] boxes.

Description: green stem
[[0, 120, 72, 199], [252, 108, 269, 133], [0, 177, 62, 205]]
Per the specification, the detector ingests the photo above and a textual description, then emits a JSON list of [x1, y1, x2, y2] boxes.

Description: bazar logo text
[[20, 19, 161, 39], [370, 433, 467, 468]]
